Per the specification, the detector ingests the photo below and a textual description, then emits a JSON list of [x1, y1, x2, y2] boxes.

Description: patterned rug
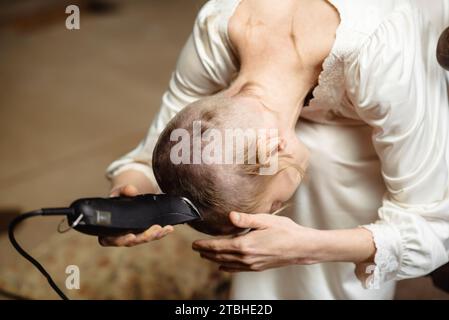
[[0, 225, 230, 300]]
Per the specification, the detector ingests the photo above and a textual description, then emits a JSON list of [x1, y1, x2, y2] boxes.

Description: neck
[[222, 0, 340, 130], [225, 59, 318, 130]]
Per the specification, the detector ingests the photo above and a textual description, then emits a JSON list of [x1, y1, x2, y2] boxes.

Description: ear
[[278, 137, 287, 152], [256, 135, 281, 160], [254, 132, 288, 160]]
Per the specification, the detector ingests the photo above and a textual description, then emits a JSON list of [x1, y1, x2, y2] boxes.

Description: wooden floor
[[0, 0, 447, 300]]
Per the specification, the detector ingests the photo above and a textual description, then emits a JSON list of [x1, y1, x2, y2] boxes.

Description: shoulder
[[332, 0, 426, 60], [344, 3, 433, 107], [340, 2, 448, 132], [190, 0, 240, 86], [345, 1, 430, 67], [193, 0, 241, 42]]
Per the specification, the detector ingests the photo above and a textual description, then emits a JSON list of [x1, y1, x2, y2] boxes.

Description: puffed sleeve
[[345, 6, 449, 288], [106, 0, 238, 188]]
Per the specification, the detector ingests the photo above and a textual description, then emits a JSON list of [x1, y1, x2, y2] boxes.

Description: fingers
[[109, 184, 139, 197], [99, 233, 137, 247], [192, 237, 242, 253], [229, 211, 273, 230], [199, 251, 261, 272], [199, 252, 253, 273], [218, 266, 247, 273], [199, 251, 247, 264], [109, 187, 121, 197], [99, 225, 174, 247], [199, 250, 265, 273], [134, 224, 162, 243], [102, 184, 172, 247], [218, 262, 251, 272], [151, 225, 174, 240], [122, 184, 139, 196]]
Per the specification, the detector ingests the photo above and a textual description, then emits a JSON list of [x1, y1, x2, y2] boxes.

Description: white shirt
[[107, 0, 449, 299]]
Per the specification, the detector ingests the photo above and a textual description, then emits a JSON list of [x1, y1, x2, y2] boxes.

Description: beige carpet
[[1, 224, 229, 300]]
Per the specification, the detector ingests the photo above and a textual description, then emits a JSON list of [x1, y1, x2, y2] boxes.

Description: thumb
[[121, 184, 139, 196], [110, 184, 139, 197], [229, 211, 272, 230]]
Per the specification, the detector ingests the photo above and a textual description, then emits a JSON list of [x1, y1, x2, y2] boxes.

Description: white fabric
[[107, 0, 449, 299]]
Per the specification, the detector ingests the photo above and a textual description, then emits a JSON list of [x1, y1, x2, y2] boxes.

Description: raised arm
[[101, 1, 238, 246]]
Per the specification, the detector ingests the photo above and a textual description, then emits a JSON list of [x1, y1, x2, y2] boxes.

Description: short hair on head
[[152, 94, 302, 235], [153, 95, 252, 235]]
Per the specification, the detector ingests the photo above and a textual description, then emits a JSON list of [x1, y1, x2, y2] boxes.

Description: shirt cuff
[[359, 223, 402, 289], [108, 163, 161, 193]]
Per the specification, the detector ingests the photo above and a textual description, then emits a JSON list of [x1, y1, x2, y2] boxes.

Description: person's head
[[152, 93, 309, 235]]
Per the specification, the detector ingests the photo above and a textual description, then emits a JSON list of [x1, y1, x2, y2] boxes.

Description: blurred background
[[0, 0, 447, 299]]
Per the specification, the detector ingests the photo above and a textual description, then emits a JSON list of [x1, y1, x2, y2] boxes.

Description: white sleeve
[[345, 6, 449, 288], [106, 1, 237, 187]]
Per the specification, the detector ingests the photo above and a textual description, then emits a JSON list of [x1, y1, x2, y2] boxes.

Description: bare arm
[[192, 212, 375, 274]]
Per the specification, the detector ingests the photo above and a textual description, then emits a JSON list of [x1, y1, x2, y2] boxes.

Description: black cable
[[8, 209, 73, 300]]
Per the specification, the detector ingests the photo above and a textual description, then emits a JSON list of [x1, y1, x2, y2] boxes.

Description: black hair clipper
[[64, 194, 202, 236], [8, 194, 202, 300]]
